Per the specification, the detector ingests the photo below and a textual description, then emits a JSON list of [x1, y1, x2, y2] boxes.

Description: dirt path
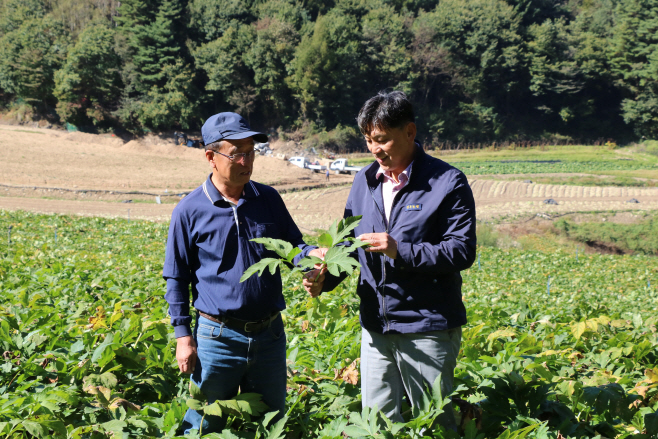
[[2, 125, 658, 230]]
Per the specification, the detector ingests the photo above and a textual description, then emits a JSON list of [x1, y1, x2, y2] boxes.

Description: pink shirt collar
[[376, 161, 414, 184]]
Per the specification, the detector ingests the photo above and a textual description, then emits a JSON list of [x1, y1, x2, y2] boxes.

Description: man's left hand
[[358, 233, 397, 259]]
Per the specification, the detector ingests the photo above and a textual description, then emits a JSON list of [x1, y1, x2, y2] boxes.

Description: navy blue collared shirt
[[163, 175, 314, 338]]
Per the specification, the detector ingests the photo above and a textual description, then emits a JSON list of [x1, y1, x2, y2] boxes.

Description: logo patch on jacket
[[405, 204, 422, 211]]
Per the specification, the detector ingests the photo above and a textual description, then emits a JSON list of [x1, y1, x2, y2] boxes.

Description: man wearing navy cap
[[163, 112, 325, 434]]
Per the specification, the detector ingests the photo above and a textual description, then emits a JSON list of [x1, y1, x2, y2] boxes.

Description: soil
[[2, 125, 658, 232]]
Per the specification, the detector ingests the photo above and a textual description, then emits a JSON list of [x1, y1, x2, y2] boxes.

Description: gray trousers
[[360, 326, 462, 429]]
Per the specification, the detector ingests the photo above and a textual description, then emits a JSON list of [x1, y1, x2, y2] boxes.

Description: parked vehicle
[[329, 158, 363, 175], [288, 156, 326, 172]]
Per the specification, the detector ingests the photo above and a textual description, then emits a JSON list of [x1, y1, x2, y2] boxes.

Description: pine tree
[[115, 0, 197, 131]]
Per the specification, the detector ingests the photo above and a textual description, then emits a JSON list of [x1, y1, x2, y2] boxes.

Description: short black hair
[[357, 90, 415, 135]]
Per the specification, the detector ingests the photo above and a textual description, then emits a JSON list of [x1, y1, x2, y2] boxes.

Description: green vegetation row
[[0, 0, 657, 144], [451, 160, 658, 176], [1, 210, 658, 438]]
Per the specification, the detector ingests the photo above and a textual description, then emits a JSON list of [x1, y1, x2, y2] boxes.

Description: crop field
[[347, 145, 658, 179], [1, 210, 658, 438], [439, 146, 658, 177], [448, 160, 656, 176]]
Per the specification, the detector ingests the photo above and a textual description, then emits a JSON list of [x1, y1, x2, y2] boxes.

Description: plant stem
[[313, 262, 327, 282]]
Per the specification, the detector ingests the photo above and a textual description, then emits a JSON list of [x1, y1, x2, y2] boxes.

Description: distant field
[[492, 174, 658, 188], [349, 145, 658, 179]]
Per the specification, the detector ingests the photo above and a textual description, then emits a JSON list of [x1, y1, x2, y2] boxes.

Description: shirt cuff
[[174, 325, 192, 338]]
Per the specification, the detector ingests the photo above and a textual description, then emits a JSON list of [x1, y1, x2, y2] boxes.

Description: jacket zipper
[[368, 185, 391, 331], [368, 169, 415, 332]]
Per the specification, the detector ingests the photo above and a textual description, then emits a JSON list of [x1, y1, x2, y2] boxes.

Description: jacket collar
[[202, 174, 259, 205]]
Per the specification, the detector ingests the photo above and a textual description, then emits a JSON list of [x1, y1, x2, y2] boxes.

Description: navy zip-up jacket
[[324, 145, 477, 334]]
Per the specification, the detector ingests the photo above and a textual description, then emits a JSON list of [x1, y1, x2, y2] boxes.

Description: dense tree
[[411, 0, 524, 140], [114, 0, 197, 131], [288, 9, 367, 126], [48, 0, 120, 36], [0, 0, 47, 37], [611, 0, 658, 138], [361, 5, 413, 92], [0, 17, 68, 107], [188, 0, 253, 41], [53, 23, 122, 128], [193, 23, 256, 116], [1, 0, 657, 142], [244, 18, 300, 124], [140, 60, 199, 129]]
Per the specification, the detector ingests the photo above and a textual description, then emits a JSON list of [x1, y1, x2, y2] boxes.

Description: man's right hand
[[303, 267, 326, 298], [176, 336, 197, 374]]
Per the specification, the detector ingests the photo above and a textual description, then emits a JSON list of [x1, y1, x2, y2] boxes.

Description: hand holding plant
[[240, 216, 370, 294]]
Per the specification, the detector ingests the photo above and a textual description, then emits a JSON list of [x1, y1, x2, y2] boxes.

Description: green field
[[348, 145, 658, 180], [1, 211, 658, 438]]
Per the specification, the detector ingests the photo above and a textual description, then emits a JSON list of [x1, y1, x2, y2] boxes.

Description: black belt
[[199, 311, 279, 333]]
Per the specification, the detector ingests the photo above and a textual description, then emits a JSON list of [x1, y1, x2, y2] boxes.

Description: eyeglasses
[[212, 150, 257, 164]]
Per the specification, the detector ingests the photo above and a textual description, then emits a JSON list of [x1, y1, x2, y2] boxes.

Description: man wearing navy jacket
[[164, 112, 323, 434], [304, 91, 476, 430]]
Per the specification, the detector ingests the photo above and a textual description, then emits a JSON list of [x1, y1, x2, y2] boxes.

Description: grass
[[554, 215, 658, 255]]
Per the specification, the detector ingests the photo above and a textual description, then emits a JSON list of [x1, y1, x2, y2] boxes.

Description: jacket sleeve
[[163, 207, 194, 338], [395, 172, 477, 274]]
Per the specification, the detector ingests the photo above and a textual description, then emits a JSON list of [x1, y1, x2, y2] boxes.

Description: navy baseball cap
[[201, 112, 268, 146]]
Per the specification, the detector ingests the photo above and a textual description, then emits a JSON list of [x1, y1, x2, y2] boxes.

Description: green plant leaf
[[240, 258, 282, 282], [285, 247, 302, 261], [101, 420, 127, 435], [265, 415, 288, 439], [203, 393, 269, 419], [328, 216, 362, 246], [645, 412, 658, 435], [297, 256, 323, 270], [324, 246, 361, 277], [187, 398, 204, 410], [250, 238, 293, 259], [83, 372, 118, 389], [189, 380, 205, 401], [317, 233, 332, 248], [22, 421, 47, 438], [431, 373, 444, 406]]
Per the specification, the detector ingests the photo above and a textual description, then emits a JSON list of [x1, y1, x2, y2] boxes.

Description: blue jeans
[[181, 313, 287, 434]]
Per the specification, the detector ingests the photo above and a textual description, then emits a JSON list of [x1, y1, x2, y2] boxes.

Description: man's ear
[[406, 122, 417, 143], [205, 150, 216, 168]]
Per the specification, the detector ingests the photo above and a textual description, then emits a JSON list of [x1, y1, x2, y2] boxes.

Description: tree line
[[0, 0, 656, 147]]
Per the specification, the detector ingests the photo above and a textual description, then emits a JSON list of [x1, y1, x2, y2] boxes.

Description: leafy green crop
[[2, 210, 658, 438], [240, 216, 369, 283]]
